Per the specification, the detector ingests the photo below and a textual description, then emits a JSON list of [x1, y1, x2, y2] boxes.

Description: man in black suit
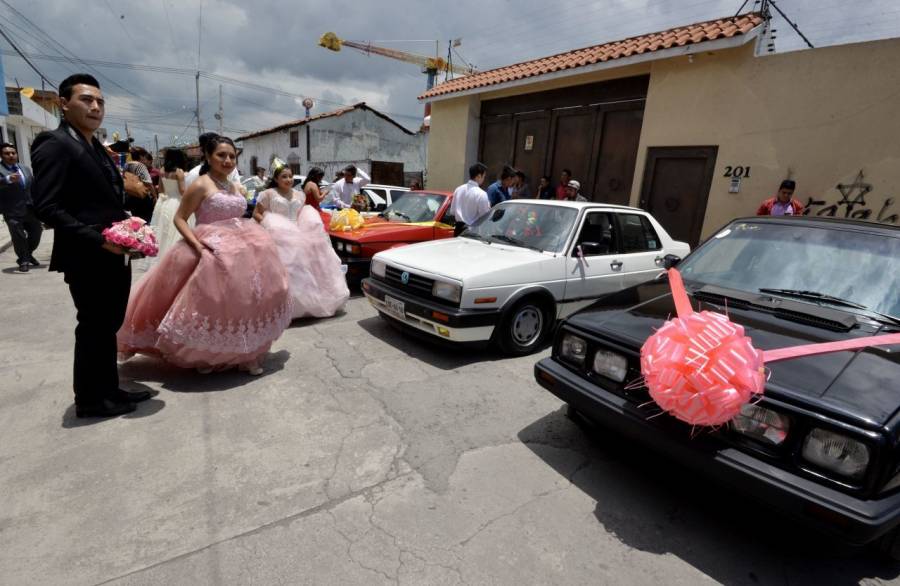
[[32, 74, 151, 418], [0, 142, 42, 272]]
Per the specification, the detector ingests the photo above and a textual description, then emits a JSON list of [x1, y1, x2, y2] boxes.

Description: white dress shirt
[[450, 180, 490, 225], [184, 164, 241, 189], [329, 168, 371, 208]]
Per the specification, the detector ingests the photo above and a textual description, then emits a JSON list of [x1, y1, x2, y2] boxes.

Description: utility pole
[[154, 134, 160, 165], [195, 72, 202, 136], [216, 84, 223, 134]]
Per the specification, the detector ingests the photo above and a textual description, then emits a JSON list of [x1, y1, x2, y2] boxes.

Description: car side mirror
[[579, 241, 609, 256], [663, 254, 681, 269]]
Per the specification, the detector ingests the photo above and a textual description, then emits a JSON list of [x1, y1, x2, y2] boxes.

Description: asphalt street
[[1, 232, 898, 585]]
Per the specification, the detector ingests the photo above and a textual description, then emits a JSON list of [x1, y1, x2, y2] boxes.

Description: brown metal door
[[592, 108, 644, 205], [370, 161, 404, 185], [479, 116, 514, 182], [549, 107, 596, 187], [639, 146, 718, 247], [512, 113, 550, 195]]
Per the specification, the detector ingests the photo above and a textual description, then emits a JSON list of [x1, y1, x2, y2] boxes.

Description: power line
[[0, 23, 55, 87]]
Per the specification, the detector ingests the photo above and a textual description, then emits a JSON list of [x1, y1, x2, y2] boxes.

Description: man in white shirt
[[183, 132, 241, 189], [329, 164, 371, 208], [450, 162, 489, 237]]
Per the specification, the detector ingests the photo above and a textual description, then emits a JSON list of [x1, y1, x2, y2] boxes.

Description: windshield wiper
[[389, 210, 411, 221], [759, 288, 867, 310], [461, 231, 488, 242], [490, 233, 543, 252]]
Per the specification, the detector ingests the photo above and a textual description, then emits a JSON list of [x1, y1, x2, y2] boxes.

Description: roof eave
[[419, 27, 761, 103]]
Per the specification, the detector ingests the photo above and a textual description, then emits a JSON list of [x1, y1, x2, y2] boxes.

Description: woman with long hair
[[139, 148, 191, 266], [301, 167, 326, 210], [118, 137, 292, 375], [253, 162, 348, 318]]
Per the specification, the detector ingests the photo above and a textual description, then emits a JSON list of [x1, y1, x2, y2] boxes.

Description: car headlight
[[347, 243, 362, 256], [592, 350, 628, 382], [333, 241, 345, 252], [371, 259, 386, 279], [731, 403, 790, 446], [559, 333, 587, 365], [431, 280, 461, 303], [802, 428, 870, 481]]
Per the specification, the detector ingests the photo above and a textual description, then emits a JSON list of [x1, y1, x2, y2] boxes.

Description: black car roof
[[728, 216, 900, 236]]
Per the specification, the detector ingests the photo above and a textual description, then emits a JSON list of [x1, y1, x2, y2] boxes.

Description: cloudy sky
[[1, 0, 897, 149]]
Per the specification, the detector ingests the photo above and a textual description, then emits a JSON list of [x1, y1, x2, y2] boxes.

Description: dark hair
[[343, 164, 357, 176], [0, 142, 16, 153], [130, 146, 151, 162], [469, 162, 487, 179], [303, 167, 325, 190], [780, 179, 796, 191], [197, 132, 219, 152], [59, 74, 100, 100], [198, 135, 236, 176], [266, 164, 292, 189], [540, 175, 551, 183], [561, 168, 572, 177], [163, 148, 187, 172], [515, 171, 526, 180], [256, 166, 266, 174], [500, 165, 517, 180]]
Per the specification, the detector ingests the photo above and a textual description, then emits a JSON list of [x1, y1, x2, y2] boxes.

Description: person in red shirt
[[555, 169, 572, 200], [757, 180, 804, 216]]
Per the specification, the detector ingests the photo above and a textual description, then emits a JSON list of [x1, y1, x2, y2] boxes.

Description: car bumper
[[362, 277, 498, 343], [339, 256, 371, 283], [534, 357, 900, 546]]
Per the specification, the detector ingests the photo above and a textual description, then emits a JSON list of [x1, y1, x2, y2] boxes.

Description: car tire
[[495, 297, 551, 356], [877, 527, 900, 560]]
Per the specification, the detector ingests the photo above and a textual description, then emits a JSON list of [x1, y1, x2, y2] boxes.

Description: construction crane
[[319, 32, 474, 95]]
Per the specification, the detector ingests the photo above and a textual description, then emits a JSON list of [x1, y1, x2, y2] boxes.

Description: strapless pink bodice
[[195, 191, 247, 224]]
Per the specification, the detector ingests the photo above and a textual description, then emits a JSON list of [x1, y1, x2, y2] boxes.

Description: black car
[[534, 216, 900, 556]]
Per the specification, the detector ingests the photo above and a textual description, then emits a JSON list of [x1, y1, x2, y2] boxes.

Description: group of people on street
[[29, 73, 348, 419], [0, 142, 42, 272]]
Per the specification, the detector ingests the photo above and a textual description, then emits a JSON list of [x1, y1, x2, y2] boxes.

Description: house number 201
[[723, 166, 751, 178]]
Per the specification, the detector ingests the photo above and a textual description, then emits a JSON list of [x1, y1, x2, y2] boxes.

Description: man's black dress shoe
[[111, 388, 153, 403], [75, 399, 137, 418], [17, 263, 29, 272], [28, 257, 41, 267]]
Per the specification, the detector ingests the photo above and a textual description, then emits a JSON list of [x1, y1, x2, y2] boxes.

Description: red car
[[329, 190, 456, 284]]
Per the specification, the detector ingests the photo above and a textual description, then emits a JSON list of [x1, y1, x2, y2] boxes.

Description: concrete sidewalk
[[0, 233, 895, 585]]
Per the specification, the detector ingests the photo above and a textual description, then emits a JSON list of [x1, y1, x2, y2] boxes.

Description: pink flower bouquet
[[102, 217, 159, 260]]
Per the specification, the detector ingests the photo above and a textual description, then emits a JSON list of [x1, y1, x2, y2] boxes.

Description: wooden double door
[[478, 76, 648, 205]]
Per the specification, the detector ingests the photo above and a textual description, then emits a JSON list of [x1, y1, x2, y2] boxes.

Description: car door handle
[[610, 260, 623, 271], [654, 256, 663, 266]]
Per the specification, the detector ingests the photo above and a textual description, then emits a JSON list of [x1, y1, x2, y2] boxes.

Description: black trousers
[[4, 208, 43, 264], [63, 258, 131, 406], [453, 222, 467, 237]]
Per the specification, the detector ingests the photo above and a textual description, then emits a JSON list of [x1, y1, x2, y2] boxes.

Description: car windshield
[[463, 202, 578, 254], [679, 221, 900, 318], [382, 193, 447, 223]]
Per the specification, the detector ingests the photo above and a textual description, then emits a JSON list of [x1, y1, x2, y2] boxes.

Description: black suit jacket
[[31, 121, 127, 273], [0, 163, 33, 217]]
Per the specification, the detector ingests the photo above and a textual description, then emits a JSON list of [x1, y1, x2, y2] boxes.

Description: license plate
[[384, 295, 405, 320]]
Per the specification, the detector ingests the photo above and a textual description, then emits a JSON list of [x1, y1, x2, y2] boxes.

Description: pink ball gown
[[118, 189, 293, 370], [256, 188, 350, 318]]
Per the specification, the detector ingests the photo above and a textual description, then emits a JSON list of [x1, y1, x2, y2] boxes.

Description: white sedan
[[361, 200, 690, 355]]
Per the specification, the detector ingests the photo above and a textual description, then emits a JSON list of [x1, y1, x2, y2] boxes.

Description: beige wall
[[425, 36, 900, 235], [635, 38, 900, 237]]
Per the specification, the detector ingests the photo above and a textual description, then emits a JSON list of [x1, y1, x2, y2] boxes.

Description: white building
[[1, 88, 60, 167], [236, 103, 427, 187]]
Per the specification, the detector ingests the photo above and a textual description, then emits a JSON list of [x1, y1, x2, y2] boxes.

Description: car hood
[[375, 237, 562, 285], [330, 218, 439, 244], [566, 279, 900, 428]]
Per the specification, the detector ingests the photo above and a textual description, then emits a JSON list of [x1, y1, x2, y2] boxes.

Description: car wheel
[[496, 297, 551, 356]]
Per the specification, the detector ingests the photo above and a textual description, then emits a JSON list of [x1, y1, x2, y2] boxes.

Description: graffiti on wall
[[803, 170, 898, 224]]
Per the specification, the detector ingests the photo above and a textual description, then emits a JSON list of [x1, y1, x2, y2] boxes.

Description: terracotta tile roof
[[236, 102, 415, 141], [419, 13, 763, 100]]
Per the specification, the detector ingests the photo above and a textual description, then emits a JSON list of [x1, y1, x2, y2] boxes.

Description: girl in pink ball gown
[[117, 137, 292, 374], [253, 164, 349, 318]]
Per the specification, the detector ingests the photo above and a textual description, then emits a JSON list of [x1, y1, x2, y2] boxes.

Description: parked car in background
[[360, 184, 410, 213], [329, 190, 455, 285], [362, 200, 690, 355], [534, 217, 900, 557]]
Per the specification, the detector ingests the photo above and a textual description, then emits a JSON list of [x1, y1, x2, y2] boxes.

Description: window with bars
[[289, 129, 299, 148]]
